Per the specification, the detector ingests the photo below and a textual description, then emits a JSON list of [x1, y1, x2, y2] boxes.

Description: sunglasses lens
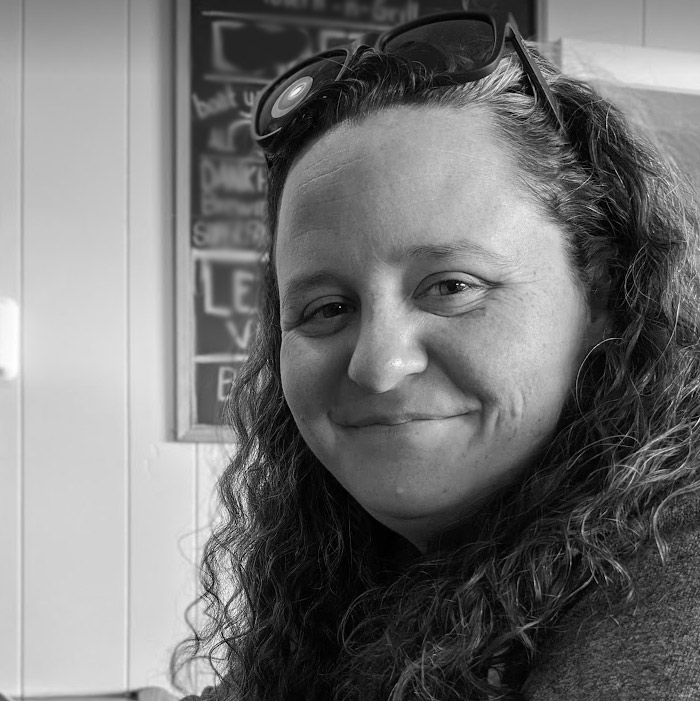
[[256, 50, 348, 140], [384, 18, 496, 73]]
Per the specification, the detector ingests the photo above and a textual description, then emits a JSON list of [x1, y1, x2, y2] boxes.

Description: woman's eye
[[300, 300, 355, 330], [423, 278, 482, 296], [416, 275, 488, 315], [308, 302, 349, 319], [432, 280, 472, 295]]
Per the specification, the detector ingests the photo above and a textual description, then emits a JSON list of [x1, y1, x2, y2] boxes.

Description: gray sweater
[[523, 493, 700, 700], [181, 495, 700, 700]]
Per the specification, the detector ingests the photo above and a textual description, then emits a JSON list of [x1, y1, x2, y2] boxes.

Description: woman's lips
[[334, 412, 470, 428]]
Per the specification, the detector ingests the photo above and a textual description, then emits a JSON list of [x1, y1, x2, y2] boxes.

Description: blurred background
[[0, 0, 698, 698]]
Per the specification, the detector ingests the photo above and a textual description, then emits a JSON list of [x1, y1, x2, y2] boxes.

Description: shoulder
[[523, 492, 700, 701]]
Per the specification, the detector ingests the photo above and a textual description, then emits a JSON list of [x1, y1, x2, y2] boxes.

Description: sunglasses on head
[[252, 11, 567, 155]]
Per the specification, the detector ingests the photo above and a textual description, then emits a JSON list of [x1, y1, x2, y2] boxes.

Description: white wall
[[544, 0, 700, 51], [0, 0, 697, 696], [0, 0, 220, 695]]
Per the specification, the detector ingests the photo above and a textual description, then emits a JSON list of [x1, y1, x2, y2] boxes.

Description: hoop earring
[[574, 328, 617, 413]]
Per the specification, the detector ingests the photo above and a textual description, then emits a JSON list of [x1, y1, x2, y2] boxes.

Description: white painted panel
[[126, 0, 199, 690], [155, 445, 224, 695], [544, 0, 644, 45], [560, 38, 700, 197], [22, 0, 129, 693], [0, 0, 23, 694], [645, 0, 700, 52], [560, 38, 700, 94]]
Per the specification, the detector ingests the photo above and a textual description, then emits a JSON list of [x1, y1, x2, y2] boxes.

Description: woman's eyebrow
[[405, 241, 512, 265], [280, 270, 339, 309]]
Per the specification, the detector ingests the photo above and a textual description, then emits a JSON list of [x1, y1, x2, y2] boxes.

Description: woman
[[173, 11, 700, 700]]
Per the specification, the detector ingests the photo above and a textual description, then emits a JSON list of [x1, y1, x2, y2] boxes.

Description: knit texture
[[523, 492, 700, 700], [179, 494, 700, 700]]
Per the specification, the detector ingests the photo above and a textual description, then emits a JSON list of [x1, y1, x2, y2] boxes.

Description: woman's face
[[276, 106, 602, 551]]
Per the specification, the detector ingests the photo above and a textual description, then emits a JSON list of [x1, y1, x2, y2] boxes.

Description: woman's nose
[[346, 308, 428, 393]]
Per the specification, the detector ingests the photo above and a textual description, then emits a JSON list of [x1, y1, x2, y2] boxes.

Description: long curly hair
[[171, 45, 700, 700]]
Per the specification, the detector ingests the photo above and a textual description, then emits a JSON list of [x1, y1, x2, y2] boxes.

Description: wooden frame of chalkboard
[[175, 0, 540, 442], [177, 0, 243, 443], [177, 0, 197, 442]]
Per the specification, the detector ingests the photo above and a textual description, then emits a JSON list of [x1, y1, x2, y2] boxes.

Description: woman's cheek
[[280, 334, 305, 411], [281, 334, 331, 417]]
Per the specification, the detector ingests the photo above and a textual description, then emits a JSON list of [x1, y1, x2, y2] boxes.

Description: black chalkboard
[[176, 0, 538, 441]]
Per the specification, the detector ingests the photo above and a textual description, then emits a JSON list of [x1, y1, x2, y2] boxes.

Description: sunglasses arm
[[506, 16, 567, 133]]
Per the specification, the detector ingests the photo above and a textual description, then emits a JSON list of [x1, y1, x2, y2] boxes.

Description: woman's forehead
[[284, 105, 507, 192], [276, 106, 530, 250]]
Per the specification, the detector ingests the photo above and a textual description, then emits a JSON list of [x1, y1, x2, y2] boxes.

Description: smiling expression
[[275, 106, 602, 551]]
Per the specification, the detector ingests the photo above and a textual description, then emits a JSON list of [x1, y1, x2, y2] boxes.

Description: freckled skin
[[275, 106, 607, 552]]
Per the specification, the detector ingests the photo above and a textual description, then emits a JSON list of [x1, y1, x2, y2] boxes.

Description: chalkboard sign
[[175, 0, 538, 442]]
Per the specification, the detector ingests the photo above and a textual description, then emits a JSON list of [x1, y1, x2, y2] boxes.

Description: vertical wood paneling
[[544, 0, 645, 45], [644, 0, 700, 52], [559, 39, 700, 94], [22, 0, 129, 693], [0, 0, 23, 695], [543, 0, 700, 52], [127, 0, 199, 689]]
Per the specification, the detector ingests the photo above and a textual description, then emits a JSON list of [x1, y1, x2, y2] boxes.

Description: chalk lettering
[[201, 195, 266, 219], [200, 260, 231, 317], [208, 127, 231, 153], [207, 119, 255, 155], [201, 194, 267, 219], [233, 269, 257, 315], [192, 219, 267, 249], [226, 318, 256, 350], [208, 128, 227, 153], [217, 366, 237, 402], [192, 84, 238, 120], [200, 262, 259, 317], [243, 89, 258, 110], [201, 157, 267, 196]]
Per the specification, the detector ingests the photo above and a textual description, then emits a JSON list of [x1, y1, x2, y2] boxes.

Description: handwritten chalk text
[[192, 85, 238, 120], [226, 317, 257, 350], [217, 366, 236, 402], [201, 194, 267, 218], [200, 261, 259, 318], [192, 219, 267, 249], [201, 157, 267, 196]]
